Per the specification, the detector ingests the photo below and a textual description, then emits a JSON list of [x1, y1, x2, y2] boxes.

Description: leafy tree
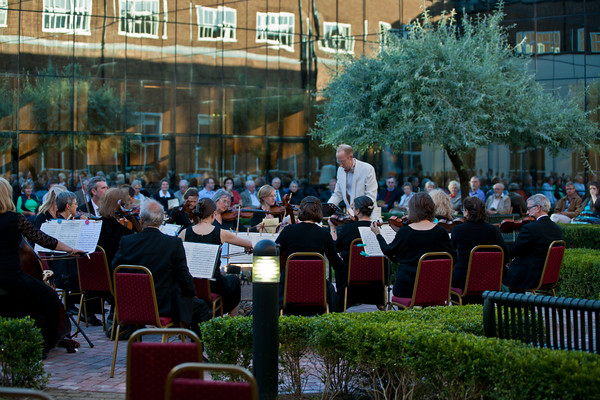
[[311, 8, 600, 198]]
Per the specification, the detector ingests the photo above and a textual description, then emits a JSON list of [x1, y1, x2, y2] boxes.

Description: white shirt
[[91, 199, 100, 216]]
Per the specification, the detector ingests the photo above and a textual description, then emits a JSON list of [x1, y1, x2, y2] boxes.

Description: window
[[256, 12, 294, 51], [591, 33, 600, 53], [576, 28, 585, 52], [320, 22, 354, 53], [119, 0, 160, 38], [0, 0, 7, 27], [516, 31, 560, 55], [196, 5, 236, 41], [42, 0, 92, 34], [197, 114, 212, 134], [379, 22, 391, 47]]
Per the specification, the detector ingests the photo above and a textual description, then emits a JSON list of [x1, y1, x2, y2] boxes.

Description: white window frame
[[379, 21, 391, 47], [118, 0, 160, 38], [196, 5, 236, 42], [42, 0, 92, 35], [320, 22, 354, 54], [256, 11, 294, 52], [591, 32, 600, 53], [0, 0, 8, 27], [516, 31, 560, 55]]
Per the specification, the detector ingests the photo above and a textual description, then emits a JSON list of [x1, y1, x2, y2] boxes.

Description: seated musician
[[34, 185, 67, 228], [249, 185, 280, 233], [179, 198, 252, 316], [451, 197, 508, 291], [328, 195, 381, 308], [276, 196, 343, 313], [503, 194, 563, 292], [429, 189, 454, 221], [0, 177, 84, 354], [98, 188, 136, 267], [212, 189, 234, 230], [169, 188, 199, 229], [112, 199, 211, 335], [370, 192, 456, 299]]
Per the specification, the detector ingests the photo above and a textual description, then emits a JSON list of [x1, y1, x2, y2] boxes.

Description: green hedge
[[559, 223, 600, 249], [0, 317, 48, 389], [201, 306, 600, 399], [557, 248, 600, 300]]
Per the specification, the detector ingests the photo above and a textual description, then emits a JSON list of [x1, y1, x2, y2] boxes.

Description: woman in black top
[[179, 198, 252, 316], [34, 185, 67, 228], [97, 188, 135, 267], [371, 192, 456, 298], [287, 181, 304, 206], [328, 195, 375, 306], [0, 178, 84, 352], [450, 197, 508, 291], [212, 189, 235, 230], [249, 185, 279, 233], [276, 196, 343, 313]]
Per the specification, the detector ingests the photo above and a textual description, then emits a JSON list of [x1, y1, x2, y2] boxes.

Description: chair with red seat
[[450, 245, 504, 305], [193, 278, 223, 318], [165, 363, 258, 400], [387, 252, 453, 310], [126, 328, 203, 400], [111, 265, 177, 378], [76, 246, 112, 329], [282, 252, 328, 316], [529, 240, 566, 296], [344, 238, 387, 311]]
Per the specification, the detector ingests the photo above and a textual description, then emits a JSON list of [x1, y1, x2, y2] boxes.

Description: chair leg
[[76, 294, 84, 327], [343, 287, 348, 312], [83, 297, 89, 327], [110, 324, 121, 378]]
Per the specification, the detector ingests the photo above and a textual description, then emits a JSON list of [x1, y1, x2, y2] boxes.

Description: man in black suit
[[377, 176, 402, 212], [112, 199, 210, 334], [77, 176, 107, 217], [503, 194, 563, 291]]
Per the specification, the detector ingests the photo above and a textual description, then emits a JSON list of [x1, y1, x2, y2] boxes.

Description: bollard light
[[252, 239, 280, 400]]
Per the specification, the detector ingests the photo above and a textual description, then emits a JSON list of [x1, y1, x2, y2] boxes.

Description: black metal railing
[[482, 291, 600, 353]]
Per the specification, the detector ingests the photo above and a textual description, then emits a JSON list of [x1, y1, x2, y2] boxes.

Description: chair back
[[193, 278, 212, 303], [113, 265, 162, 326], [463, 245, 504, 296], [348, 238, 385, 283], [411, 252, 453, 307], [536, 240, 566, 290], [165, 363, 258, 400], [127, 328, 203, 400], [77, 246, 112, 295], [283, 252, 327, 311]]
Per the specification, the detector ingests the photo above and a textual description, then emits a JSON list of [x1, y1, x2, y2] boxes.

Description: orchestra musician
[[328, 144, 378, 216], [451, 197, 508, 291], [77, 176, 108, 217], [0, 177, 84, 354], [34, 184, 67, 228], [370, 192, 456, 299], [179, 198, 252, 316], [503, 194, 563, 291], [276, 196, 344, 313], [169, 188, 199, 229], [97, 188, 136, 267], [429, 189, 454, 221], [212, 189, 234, 230], [249, 185, 279, 233]]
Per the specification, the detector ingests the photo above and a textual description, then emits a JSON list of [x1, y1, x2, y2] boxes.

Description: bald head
[[336, 144, 355, 172], [140, 199, 165, 227]]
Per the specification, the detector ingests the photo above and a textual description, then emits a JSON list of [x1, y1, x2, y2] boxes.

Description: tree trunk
[[446, 149, 470, 202]]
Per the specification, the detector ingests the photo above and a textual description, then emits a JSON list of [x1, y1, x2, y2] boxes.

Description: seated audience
[[550, 182, 582, 224], [371, 192, 456, 298], [271, 177, 285, 202], [503, 194, 563, 291], [198, 177, 216, 199], [424, 180, 436, 193], [485, 183, 511, 215], [287, 181, 305, 205], [396, 183, 414, 212], [240, 179, 260, 208], [152, 178, 176, 211], [451, 197, 508, 291], [174, 179, 189, 204], [112, 199, 211, 334], [223, 177, 241, 206], [447, 180, 462, 213], [16, 182, 39, 222], [319, 179, 337, 204], [377, 176, 402, 212], [469, 176, 486, 202], [507, 183, 527, 216], [429, 189, 454, 220], [572, 182, 600, 224]]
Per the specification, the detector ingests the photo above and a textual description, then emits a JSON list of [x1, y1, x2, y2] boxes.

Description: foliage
[[560, 223, 600, 249], [0, 317, 48, 389], [311, 7, 599, 198], [557, 248, 600, 300]]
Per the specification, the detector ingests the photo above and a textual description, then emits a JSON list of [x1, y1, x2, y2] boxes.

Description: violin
[[115, 200, 143, 232], [498, 216, 535, 233], [221, 206, 266, 222], [282, 193, 297, 225], [437, 217, 465, 233]]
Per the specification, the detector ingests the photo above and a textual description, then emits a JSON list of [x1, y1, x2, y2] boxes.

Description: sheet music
[[370, 206, 382, 222], [227, 231, 279, 264], [160, 223, 181, 237], [167, 198, 179, 210], [261, 218, 279, 234], [183, 242, 220, 279], [358, 226, 385, 257], [35, 219, 103, 254], [379, 224, 397, 244]]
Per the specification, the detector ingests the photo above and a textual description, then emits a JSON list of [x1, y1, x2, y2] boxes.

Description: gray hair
[[494, 183, 504, 190], [140, 199, 165, 227], [88, 176, 106, 197], [245, 180, 255, 188], [131, 179, 142, 188], [56, 191, 77, 213], [448, 180, 460, 190], [212, 189, 231, 203], [528, 194, 551, 213], [179, 179, 189, 187]]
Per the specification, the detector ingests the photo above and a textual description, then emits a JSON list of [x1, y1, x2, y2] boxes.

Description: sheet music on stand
[[159, 223, 182, 237], [34, 219, 103, 254], [357, 225, 396, 257], [226, 231, 279, 264], [182, 242, 221, 279]]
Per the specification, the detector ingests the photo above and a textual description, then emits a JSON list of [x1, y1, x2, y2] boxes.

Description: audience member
[[396, 183, 414, 212], [319, 178, 337, 204], [198, 177, 216, 199], [223, 177, 241, 206], [485, 183, 511, 215], [240, 179, 260, 208], [377, 176, 402, 212], [174, 179, 189, 204], [572, 182, 600, 224], [508, 183, 527, 216], [447, 180, 462, 212], [152, 178, 176, 211], [271, 177, 285, 202], [469, 176, 486, 202], [550, 182, 582, 224], [287, 181, 305, 206]]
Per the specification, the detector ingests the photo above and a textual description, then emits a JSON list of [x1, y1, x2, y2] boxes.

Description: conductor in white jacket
[[328, 144, 378, 215]]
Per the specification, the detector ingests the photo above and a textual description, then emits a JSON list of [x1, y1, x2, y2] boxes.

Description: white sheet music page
[[379, 224, 397, 244], [183, 242, 220, 279], [358, 226, 384, 257], [77, 220, 103, 253], [34, 219, 102, 254], [160, 224, 181, 237], [228, 232, 279, 264]]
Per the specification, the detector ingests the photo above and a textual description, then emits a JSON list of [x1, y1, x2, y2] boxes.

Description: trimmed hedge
[[0, 317, 48, 389], [559, 223, 600, 249], [201, 306, 600, 399], [557, 248, 600, 300]]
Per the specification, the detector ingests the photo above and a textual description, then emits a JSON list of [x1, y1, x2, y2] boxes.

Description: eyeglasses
[[527, 205, 538, 210]]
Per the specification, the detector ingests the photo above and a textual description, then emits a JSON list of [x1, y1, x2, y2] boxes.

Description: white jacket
[[328, 159, 378, 213]]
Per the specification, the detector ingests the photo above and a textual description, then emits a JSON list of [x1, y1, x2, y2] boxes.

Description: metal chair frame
[[450, 245, 504, 305], [344, 238, 387, 312], [529, 240, 566, 296], [282, 252, 328, 315], [76, 245, 112, 329]]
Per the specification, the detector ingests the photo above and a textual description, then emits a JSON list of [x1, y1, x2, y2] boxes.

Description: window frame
[[591, 32, 600, 53], [320, 21, 354, 54], [0, 0, 7, 27], [196, 5, 237, 42], [516, 31, 560, 55], [255, 11, 294, 52], [42, 0, 92, 35], [118, 0, 160, 39]]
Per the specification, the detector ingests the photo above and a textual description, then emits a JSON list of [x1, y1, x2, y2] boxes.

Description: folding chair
[[388, 252, 453, 310], [76, 246, 112, 329], [165, 363, 258, 400], [282, 252, 328, 316], [344, 238, 387, 311], [111, 265, 176, 378], [451, 245, 504, 305], [529, 240, 566, 296], [126, 328, 203, 400], [193, 278, 223, 318]]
